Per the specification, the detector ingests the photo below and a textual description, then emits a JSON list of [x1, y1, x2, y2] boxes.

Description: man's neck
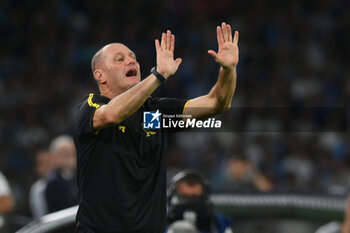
[[100, 88, 122, 100]]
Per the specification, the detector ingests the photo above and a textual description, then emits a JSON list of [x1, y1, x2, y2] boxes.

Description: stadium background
[[0, 0, 349, 232]]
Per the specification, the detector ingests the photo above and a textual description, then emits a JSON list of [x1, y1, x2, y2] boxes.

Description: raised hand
[[155, 30, 182, 79], [208, 22, 239, 69]]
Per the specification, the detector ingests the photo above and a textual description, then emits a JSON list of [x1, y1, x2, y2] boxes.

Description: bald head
[[91, 43, 127, 73], [91, 48, 103, 72]]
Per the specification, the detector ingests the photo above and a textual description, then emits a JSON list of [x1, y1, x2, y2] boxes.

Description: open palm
[[155, 30, 182, 78], [208, 22, 239, 69]]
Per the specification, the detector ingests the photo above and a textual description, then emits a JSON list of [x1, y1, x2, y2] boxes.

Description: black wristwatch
[[151, 67, 167, 83]]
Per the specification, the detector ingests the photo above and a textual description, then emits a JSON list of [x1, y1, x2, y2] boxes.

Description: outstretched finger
[[170, 34, 175, 51], [227, 24, 232, 42], [161, 33, 166, 50], [166, 30, 171, 50], [233, 30, 239, 45], [222, 22, 229, 42], [208, 50, 218, 61], [155, 39, 161, 53], [216, 26, 224, 46], [174, 58, 182, 66]]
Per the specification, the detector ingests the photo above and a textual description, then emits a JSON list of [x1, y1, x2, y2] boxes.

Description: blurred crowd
[[0, 0, 349, 230]]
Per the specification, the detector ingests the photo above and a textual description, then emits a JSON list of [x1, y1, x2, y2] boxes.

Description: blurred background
[[0, 0, 349, 232]]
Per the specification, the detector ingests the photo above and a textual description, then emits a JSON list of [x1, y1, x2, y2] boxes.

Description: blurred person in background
[[167, 169, 233, 233], [74, 22, 239, 233], [168, 220, 199, 233], [29, 150, 54, 219], [0, 170, 14, 233], [45, 135, 78, 213], [214, 156, 272, 192]]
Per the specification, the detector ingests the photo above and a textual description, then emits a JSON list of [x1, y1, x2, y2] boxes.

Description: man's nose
[[126, 57, 136, 65]]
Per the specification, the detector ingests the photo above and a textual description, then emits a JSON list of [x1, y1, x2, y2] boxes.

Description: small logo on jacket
[[143, 110, 162, 129]]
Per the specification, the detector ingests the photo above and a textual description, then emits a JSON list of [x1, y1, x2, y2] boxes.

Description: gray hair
[[91, 47, 104, 73], [49, 135, 74, 155]]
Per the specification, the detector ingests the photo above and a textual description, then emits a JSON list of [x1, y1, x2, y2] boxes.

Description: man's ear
[[94, 70, 106, 84]]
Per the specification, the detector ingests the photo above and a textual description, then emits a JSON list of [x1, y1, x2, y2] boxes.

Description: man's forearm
[[97, 74, 161, 127], [209, 66, 237, 110], [182, 66, 237, 120]]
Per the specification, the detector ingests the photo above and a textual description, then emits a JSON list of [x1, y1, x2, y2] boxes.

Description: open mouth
[[125, 68, 137, 78]]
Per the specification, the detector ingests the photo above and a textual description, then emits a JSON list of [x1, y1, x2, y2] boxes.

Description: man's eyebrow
[[129, 52, 136, 58]]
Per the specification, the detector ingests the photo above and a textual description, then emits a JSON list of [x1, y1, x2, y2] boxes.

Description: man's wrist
[[151, 67, 167, 83], [220, 65, 236, 73]]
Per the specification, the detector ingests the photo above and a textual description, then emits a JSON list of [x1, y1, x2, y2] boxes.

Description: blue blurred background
[[0, 0, 348, 231]]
